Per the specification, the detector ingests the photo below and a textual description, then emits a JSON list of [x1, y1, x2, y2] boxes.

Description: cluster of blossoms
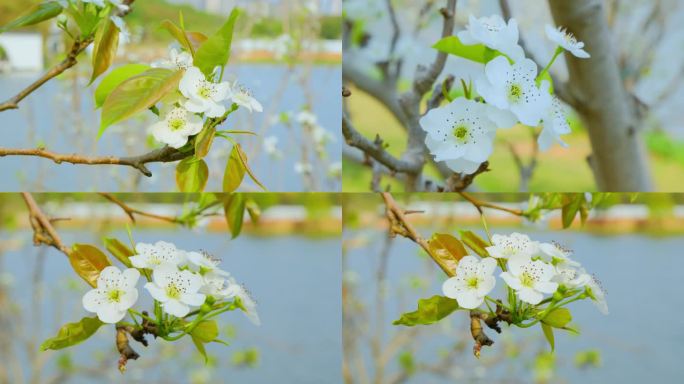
[[149, 47, 263, 149], [58, 0, 131, 42], [82, 240, 259, 325], [421, 15, 591, 174], [441, 232, 608, 314]]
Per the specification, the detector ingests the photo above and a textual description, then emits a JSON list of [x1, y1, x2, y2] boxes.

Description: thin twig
[[99, 193, 182, 224], [21, 193, 70, 255], [457, 192, 524, 216]]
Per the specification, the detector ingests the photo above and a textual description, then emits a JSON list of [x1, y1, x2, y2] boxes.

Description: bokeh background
[[0, 0, 342, 192], [342, 0, 684, 192], [343, 193, 684, 383], [0, 193, 341, 383]]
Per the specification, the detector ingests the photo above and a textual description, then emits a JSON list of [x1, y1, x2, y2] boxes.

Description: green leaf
[[223, 145, 246, 193], [68, 244, 112, 287], [0, 1, 62, 33], [191, 320, 219, 343], [428, 233, 467, 275], [103, 238, 134, 268], [94, 64, 150, 108], [191, 335, 209, 363], [433, 36, 501, 64], [541, 323, 555, 351], [561, 194, 583, 229], [245, 198, 261, 224], [233, 143, 266, 191], [160, 19, 194, 55], [175, 157, 209, 192], [99, 68, 184, 137], [194, 127, 216, 159], [40, 317, 103, 351], [393, 295, 459, 327], [460, 230, 490, 257], [223, 194, 246, 238], [89, 18, 120, 84], [186, 31, 208, 52], [542, 308, 572, 328], [194, 8, 240, 76]]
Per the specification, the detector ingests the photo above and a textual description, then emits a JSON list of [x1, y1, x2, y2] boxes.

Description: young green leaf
[[68, 244, 112, 287], [433, 36, 501, 64], [223, 145, 246, 193], [103, 238, 135, 268], [160, 19, 194, 55], [89, 18, 120, 84], [94, 64, 150, 108], [186, 31, 208, 52], [191, 335, 209, 363], [176, 157, 209, 192], [194, 126, 216, 159], [223, 194, 246, 238], [99, 68, 184, 137], [191, 320, 219, 343], [541, 323, 555, 351], [40, 317, 104, 351], [541, 308, 572, 328], [459, 230, 491, 257], [0, 1, 63, 33], [393, 295, 459, 327], [561, 194, 584, 228], [245, 198, 261, 224], [233, 144, 266, 191], [193, 8, 240, 76], [428, 233, 467, 274]]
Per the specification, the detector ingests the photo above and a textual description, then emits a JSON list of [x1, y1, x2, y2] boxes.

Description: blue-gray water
[[0, 229, 341, 383], [345, 228, 684, 383], [0, 64, 341, 192]]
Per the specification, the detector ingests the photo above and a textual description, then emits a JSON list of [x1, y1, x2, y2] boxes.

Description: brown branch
[[21, 193, 70, 255], [99, 193, 182, 224], [380, 192, 454, 277], [0, 145, 190, 177], [0, 0, 136, 112], [458, 192, 525, 216]]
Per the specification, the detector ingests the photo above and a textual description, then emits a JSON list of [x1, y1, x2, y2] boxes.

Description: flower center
[[520, 272, 535, 288], [508, 83, 522, 102], [452, 125, 470, 143], [107, 289, 123, 303], [466, 276, 480, 289], [166, 283, 181, 299], [198, 83, 214, 99], [168, 118, 186, 131]]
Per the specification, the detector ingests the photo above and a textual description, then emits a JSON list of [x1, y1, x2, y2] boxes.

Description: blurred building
[[0, 33, 43, 72]]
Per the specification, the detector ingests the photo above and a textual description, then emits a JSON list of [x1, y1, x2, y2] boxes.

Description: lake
[[0, 63, 341, 192], [0, 229, 342, 383]]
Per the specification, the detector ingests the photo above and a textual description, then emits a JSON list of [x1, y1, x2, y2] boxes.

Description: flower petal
[[163, 299, 190, 317]]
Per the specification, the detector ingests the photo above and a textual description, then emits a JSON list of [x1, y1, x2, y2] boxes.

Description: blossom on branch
[[144, 264, 206, 317], [150, 106, 203, 149], [442, 256, 497, 309], [82, 266, 140, 323], [500, 256, 558, 305]]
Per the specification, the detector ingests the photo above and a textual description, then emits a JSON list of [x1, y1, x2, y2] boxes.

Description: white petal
[[205, 101, 226, 118], [116, 289, 138, 311], [480, 257, 498, 275], [183, 270, 204, 293], [517, 287, 543, 304], [499, 271, 521, 290], [535, 281, 559, 294], [83, 289, 105, 312], [144, 282, 169, 303], [484, 56, 511, 88], [486, 105, 518, 128], [476, 276, 496, 297], [128, 255, 147, 268], [184, 97, 208, 113], [120, 268, 140, 289], [455, 289, 483, 309], [442, 277, 461, 299], [152, 264, 176, 287], [181, 292, 206, 306], [163, 299, 190, 317], [97, 304, 127, 324], [179, 67, 204, 98], [96, 266, 122, 288], [445, 158, 482, 175]]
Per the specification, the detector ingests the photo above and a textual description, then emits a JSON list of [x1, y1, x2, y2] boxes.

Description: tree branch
[[99, 193, 182, 224], [21, 193, 70, 255]]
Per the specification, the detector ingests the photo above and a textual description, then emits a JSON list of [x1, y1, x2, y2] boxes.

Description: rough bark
[[548, 0, 653, 191]]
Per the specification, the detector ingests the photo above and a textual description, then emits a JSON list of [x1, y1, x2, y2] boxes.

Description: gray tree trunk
[[548, 0, 653, 191]]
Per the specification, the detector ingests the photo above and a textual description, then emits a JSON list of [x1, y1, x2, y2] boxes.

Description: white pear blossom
[[129, 241, 186, 269], [486, 232, 539, 260], [442, 256, 497, 309], [179, 66, 231, 117], [228, 82, 263, 113], [82, 266, 140, 323], [144, 265, 206, 317], [186, 251, 230, 279], [458, 15, 525, 62], [476, 56, 552, 126], [263, 136, 283, 159], [420, 97, 500, 174], [586, 275, 608, 314], [152, 48, 193, 71], [538, 96, 571, 150], [150, 106, 203, 149], [545, 25, 590, 59], [555, 266, 591, 289], [500, 257, 559, 305], [231, 283, 260, 325], [297, 110, 318, 126]]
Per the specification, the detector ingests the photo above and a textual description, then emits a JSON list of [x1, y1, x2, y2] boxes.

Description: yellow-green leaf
[[393, 295, 459, 326], [460, 230, 490, 257], [40, 317, 103, 351], [94, 63, 150, 108], [160, 19, 194, 55], [99, 68, 184, 137], [191, 320, 219, 343], [222, 145, 246, 193], [428, 233, 467, 275], [433, 36, 501, 64], [103, 238, 134, 268], [194, 127, 216, 159], [194, 8, 240, 76], [0, 1, 62, 33], [89, 18, 120, 84], [68, 244, 111, 287], [233, 144, 266, 191], [541, 323, 555, 351], [191, 335, 209, 363], [186, 31, 208, 52], [562, 194, 583, 229], [245, 198, 261, 224], [176, 157, 209, 192], [542, 308, 572, 328], [224, 194, 245, 238]]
